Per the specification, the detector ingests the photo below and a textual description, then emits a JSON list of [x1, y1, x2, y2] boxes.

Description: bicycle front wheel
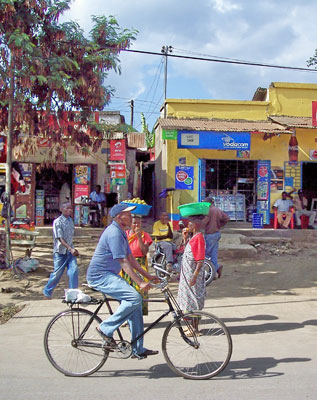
[[162, 311, 232, 380], [44, 308, 108, 377]]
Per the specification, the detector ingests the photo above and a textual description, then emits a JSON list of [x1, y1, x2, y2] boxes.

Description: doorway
[[302, 162, 317, 207], [205, 159, 258, 209]]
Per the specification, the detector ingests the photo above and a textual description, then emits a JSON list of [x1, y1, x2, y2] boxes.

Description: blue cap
[[110, 203, 136, 218]]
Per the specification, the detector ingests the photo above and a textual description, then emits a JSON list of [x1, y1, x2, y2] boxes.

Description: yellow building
[[154, 82, 317, 227]]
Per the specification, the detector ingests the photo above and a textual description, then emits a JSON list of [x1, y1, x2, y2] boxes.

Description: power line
[[123, 48, 317, 73]]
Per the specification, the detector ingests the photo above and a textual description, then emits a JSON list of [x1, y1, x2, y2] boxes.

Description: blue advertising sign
[[175, 166, 194, 190], [177, 130, 251, 150], [256, 160, 271, 225]]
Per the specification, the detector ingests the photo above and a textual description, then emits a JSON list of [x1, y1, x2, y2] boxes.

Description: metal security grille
[[205, 159, 257, 209]]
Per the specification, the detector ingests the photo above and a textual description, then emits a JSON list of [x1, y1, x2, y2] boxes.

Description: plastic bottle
[[288, 131, 298, 163]]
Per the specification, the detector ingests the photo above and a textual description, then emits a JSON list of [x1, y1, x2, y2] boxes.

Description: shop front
[[154, 120, 291, 227], [154, 82, 317, 227], [12, 162, 99, 227]]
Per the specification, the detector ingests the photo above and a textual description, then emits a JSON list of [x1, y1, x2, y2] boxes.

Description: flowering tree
[[0, 0, 137, 263], [0, 0, 137, 160]]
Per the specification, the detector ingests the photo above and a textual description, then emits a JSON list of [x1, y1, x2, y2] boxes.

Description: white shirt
[[273, 198, 293, 212]]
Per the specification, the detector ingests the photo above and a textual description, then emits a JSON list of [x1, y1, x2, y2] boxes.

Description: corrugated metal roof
[[157, 118, 290, 133], [269, 116, 317, 129]]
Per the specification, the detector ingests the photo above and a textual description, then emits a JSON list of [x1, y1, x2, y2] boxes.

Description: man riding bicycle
[[86, 203, 159, 359]]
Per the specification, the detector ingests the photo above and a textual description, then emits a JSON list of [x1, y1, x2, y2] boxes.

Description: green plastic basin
[[178, 202, 210, 217]]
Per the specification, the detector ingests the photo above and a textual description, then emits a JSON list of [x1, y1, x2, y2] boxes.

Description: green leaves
[[0, 0, 137, 160]]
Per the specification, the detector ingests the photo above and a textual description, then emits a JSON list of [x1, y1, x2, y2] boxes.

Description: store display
[[213, 194, 245, 221], [35, 190, 45, 226]]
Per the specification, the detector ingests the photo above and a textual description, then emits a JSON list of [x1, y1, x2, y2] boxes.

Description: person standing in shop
[[202, 197, 230, 278], [43, 203, 79, 298], [293, 190, 316, 229]]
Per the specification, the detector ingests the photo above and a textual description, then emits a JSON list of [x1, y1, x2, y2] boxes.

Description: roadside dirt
[[1, 236, 317, 318]]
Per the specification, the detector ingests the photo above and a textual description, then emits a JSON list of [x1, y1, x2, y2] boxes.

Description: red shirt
[[189, 233, 205, 261], [125, 230, 153, 258]]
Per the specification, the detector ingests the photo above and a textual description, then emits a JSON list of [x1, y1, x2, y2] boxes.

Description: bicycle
[[151, 242, 216, 286], [44, 270, 232, 380]]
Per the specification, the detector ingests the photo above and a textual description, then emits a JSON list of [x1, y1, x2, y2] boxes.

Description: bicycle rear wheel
[[204, 259, 216, 286], [44, 308, 108, 377], [162, 311, 232, 380]]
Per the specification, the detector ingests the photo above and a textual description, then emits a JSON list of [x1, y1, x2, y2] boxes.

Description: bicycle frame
[[67, 283, 197, 349]]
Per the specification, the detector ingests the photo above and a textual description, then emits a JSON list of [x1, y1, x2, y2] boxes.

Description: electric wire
[[123, 48, 317, 73]]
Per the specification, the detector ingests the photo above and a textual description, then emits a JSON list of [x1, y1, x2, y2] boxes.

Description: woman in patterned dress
[[177, 215, 206, 335], [120, 215, 153, 315]]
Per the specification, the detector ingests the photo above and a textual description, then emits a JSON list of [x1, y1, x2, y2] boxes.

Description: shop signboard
[[162, 129, 177, 140], [74, 184, 89, 204], [110, 164, 126, 179], [37, 138, 51, 147], [74, 165, 91, 185], [256, 160, 271, 225], [110, 164, 126, 185], [175, 166, 194, 190], [177, 131, 251, 150], [110, 139, 126, 161], [309, 149, 317, 160]]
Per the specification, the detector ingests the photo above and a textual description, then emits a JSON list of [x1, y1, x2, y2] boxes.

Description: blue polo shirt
[[86, 221, 131, 280]]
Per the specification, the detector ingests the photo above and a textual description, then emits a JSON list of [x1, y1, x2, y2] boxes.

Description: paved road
[[1, 284, 317, 400]]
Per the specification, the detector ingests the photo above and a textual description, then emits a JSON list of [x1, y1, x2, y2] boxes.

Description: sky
[[62, 0, 317, 132]]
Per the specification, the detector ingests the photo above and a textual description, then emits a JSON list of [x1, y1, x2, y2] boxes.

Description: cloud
[[62, 0, 317, 129]]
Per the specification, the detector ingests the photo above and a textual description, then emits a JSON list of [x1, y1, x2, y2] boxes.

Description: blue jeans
[[204, 232, 221, 271], [87, 272, 146, 355], [43, 252, 78, 298]]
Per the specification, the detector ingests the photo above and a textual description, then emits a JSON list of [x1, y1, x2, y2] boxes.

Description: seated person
[[89, 185, 107, 227], [152, 212, 175, 271], [273, 191, 294, 229], [293, 189, 316, 229]]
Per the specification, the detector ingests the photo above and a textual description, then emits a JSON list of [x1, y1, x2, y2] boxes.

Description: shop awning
[[157, 118, 291, 134], [269, 116, 317, 129]]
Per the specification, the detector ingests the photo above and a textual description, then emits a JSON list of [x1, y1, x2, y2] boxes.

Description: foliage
[[141, 112, 154, 149], [307, 50, 317, 68], [0, 0, 137, 160]]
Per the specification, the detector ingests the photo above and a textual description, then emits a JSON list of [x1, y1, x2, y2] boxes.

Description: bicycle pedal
[[131, 353, 147, 360]]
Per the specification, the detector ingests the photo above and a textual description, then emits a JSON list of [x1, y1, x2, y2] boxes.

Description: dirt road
[[1, 236, 317, 311]]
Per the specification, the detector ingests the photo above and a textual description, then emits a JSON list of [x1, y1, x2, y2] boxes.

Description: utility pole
[[130, 99, 134, 127], [161, 45, 172, 118]]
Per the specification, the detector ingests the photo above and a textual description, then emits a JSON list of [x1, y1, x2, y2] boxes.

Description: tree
[[0, 0, 137, 266], [0, 0, 137, 159], [141, 112, 155, 149]]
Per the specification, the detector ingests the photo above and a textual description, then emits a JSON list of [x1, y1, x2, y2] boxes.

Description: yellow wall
[[166, 99, 269, 120], [268, 82, 317, 116], [158, 82, 317, 216]]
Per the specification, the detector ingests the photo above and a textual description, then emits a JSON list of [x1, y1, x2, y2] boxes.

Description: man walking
[[202, 197, 230, 278], [43, 203, 79, 298], [86, 203, 159, 359]]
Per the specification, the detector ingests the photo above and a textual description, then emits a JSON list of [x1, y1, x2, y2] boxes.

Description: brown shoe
[[217, 265, 223, 278], [96, 328, 116, 349]]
